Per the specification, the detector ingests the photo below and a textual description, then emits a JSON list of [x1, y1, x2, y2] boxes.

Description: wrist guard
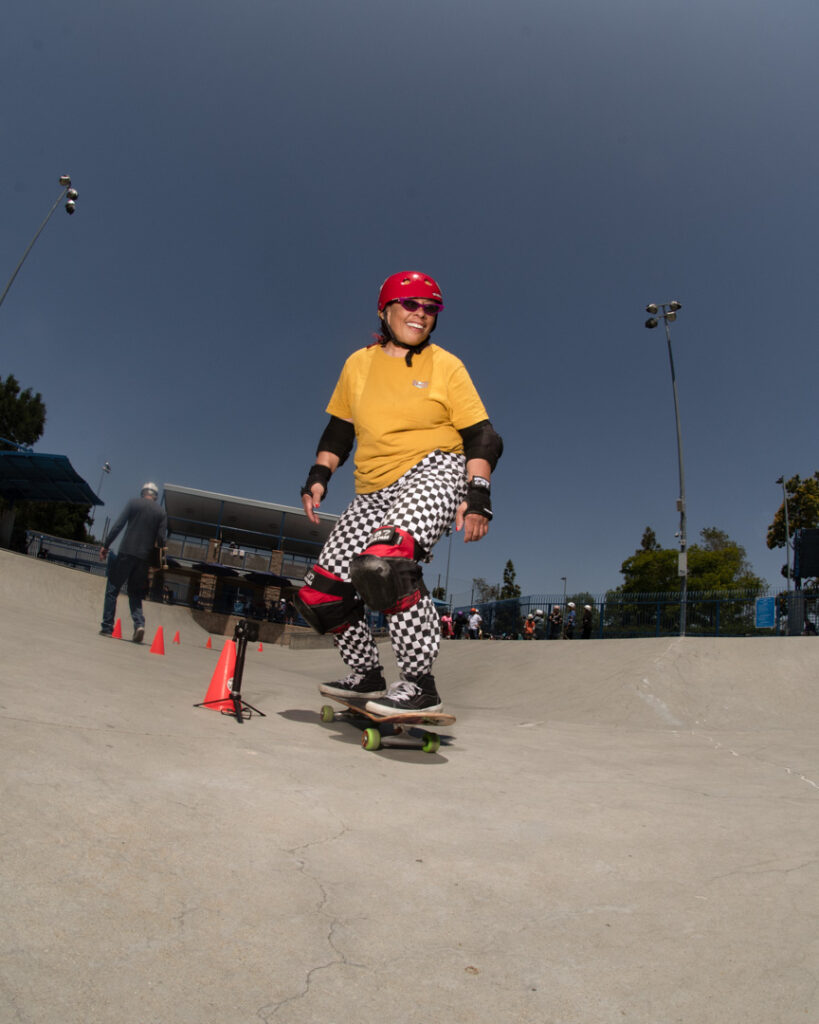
[[465, 480, 493, 520], [301, 463, 332, 500]]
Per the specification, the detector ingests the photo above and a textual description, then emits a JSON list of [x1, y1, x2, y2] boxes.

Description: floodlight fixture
[[645, 303, 658, 315], [645, 317, 659, 329], [0, 174, 80, 312]]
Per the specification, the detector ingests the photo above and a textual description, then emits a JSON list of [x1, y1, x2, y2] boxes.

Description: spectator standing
[[533, 608, 545, 639], [453, 609, 467, 639], [468, 607, 483, 639], [582, 604, 594, 639], [548, 604, 562, 639], [564, 601, 576, 639]]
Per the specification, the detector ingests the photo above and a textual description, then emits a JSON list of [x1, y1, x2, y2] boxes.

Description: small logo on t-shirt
[[412, 380, 429, 389]]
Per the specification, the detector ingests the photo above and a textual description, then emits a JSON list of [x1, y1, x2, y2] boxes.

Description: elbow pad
[[458, 420, 504, 470], [317, 416, 355, 466]]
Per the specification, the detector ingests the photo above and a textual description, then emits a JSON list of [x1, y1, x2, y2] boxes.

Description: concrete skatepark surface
[[1, 547, 817, 1023]]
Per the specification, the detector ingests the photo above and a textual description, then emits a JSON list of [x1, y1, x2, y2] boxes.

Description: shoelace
[[387, 681, 421, 703]]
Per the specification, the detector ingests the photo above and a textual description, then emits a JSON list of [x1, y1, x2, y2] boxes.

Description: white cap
[[141, 481, 159, 496], [584, 604, 592, 610], [568, 601, 576, 608]]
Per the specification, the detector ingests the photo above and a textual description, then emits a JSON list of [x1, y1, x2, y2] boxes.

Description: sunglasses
[[394, 298, 442, 316]]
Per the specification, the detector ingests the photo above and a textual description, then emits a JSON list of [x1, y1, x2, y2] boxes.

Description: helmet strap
[[378, 308, 435, 366]]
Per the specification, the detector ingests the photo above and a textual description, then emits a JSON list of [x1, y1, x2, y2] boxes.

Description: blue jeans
[[101, 553, 148, 633]]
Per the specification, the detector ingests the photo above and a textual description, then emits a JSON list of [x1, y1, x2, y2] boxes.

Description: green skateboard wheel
[[421, 732, 440, 754], [362, 727, 381, 751]]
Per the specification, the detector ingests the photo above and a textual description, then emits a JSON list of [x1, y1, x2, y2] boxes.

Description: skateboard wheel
[[320, 705, 335, 723], [362, 728, 381, 751], [421, 732, 440, 754]]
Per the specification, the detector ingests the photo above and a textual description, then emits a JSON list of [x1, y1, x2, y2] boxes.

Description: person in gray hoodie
[[98, 481, 167, 642]]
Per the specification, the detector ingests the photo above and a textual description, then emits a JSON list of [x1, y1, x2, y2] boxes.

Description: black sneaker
[[365, 674, 443, 715], [99, 629, 113, 637], [132, 626, 145, 644], [319, 666, 386, 698]]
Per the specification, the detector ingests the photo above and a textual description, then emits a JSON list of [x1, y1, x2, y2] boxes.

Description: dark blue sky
[[3, 0, 817, 600]]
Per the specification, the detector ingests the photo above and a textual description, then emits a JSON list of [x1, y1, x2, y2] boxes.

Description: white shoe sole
[[364, 698, 444, 715], [318, 682, 387, 698]]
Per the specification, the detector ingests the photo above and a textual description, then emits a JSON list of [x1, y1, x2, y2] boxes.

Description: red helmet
[[377, 271, 444, 313]]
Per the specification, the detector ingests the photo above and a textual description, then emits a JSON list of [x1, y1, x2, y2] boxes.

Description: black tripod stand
[[195, 619, 266, 723]]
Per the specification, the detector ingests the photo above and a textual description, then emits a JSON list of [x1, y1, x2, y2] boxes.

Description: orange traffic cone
[[257, 642, 264, 652], [205, 636, 212, 649], [195, 641, 237, 712], [172, 630, 181, 644], [112, 618, 122, 639], [149, 627, 165, 655]]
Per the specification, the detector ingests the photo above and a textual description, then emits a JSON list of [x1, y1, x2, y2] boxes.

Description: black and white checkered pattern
[[317, 450, 467, 679]]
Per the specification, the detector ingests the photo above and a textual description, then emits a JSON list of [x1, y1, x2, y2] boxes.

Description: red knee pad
[[349, 527, 428, 615]]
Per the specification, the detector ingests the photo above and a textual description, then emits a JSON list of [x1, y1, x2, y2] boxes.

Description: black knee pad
[[294, 565, 364, 635], [349, 526, 428, 615]]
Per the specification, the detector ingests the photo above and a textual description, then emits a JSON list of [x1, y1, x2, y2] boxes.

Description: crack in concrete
[[256, 821, 365, 1021]]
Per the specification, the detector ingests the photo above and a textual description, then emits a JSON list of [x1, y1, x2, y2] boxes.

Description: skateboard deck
[[319, 694, 455, 753]]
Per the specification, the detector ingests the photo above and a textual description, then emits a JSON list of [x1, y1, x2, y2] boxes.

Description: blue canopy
[[0, 450, 101, 505]]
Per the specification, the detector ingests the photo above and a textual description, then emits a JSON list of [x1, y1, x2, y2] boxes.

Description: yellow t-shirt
[[326, 343, 488, 493]]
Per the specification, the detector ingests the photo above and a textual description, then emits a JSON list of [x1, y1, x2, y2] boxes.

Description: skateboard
[[319, 694, 455, 753]]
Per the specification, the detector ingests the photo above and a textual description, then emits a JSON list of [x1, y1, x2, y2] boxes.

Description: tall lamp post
[[645, 300, 687, 636], [0, 175, 79, 313]]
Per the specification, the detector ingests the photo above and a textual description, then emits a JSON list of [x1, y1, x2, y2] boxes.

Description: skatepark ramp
[[1, 545, 818, 1024]]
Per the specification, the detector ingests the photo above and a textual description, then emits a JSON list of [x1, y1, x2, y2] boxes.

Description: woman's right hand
[[302, 484, 325, 524]]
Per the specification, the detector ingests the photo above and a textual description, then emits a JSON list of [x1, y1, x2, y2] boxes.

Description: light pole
[[0, 175, 79, 313], [645, 300, 687, 636], [560, 576, 567, 605], [775, 476, 792, 591], [89, 462, 111, 528]]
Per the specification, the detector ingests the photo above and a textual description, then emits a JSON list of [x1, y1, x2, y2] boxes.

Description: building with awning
[[159, 484, 338, 638]]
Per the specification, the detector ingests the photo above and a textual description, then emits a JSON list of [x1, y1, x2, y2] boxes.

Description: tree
[[0, 374, 46, 449], [500, 560, 521, 599], [618, 526, 763, 593], [640, 526, 661, 551], [766, 473, 819, 580], [10, 501, 92, 550], [471, 577, 500, 602]]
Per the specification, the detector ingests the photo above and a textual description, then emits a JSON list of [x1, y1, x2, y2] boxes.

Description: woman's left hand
[[455, 502, 490, 542]]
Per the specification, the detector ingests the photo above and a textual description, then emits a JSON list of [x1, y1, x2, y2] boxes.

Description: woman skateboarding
[[295, 270, 502, 714]]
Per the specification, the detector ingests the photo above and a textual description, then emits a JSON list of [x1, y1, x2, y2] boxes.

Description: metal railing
[[448, 589, 818, 639]]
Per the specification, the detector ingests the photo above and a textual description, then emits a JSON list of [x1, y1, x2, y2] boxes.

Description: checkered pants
[[317, 450, 467, 679]]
